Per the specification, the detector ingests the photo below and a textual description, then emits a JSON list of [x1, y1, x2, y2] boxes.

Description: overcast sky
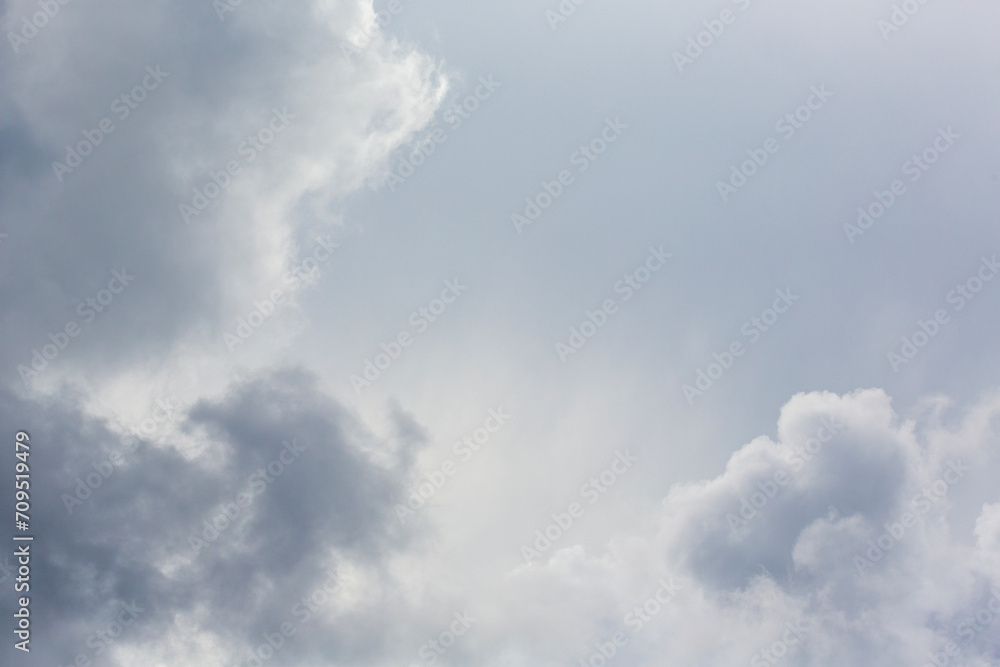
[[2, 0, 1000, 665]]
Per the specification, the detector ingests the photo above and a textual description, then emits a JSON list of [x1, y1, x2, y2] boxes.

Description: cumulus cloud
[[2, 1, 999, 665], [489, 389, 1000, 666], [0, 366, 430, 665], [0, 1, 455, 663], [8, 374, 997, 666], [0, 0, 448, 390]]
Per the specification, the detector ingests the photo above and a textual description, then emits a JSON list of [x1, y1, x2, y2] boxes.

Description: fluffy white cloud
[[483, 389, 1000, 666]]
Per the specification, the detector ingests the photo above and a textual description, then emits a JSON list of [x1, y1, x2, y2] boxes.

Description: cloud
[[4, 360, 1000, 664], [0, 365, 429, 665], [487, 388, 1000, 666], [0, 0, 448, 388], [3, 1, 999, 665], [0, 2, 458, 663]]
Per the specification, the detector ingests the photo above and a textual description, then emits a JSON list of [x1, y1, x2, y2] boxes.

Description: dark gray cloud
[[0, 366, 424, 665]]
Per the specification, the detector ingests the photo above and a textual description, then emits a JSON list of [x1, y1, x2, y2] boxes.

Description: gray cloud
[[0, 0, 447, 387], [483, 389, 1000, 665], [0, 366, 425, 665], [4, 1, 1000, 665]]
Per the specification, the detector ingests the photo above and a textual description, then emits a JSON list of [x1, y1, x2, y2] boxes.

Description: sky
[[2, 0, 1000, 665]]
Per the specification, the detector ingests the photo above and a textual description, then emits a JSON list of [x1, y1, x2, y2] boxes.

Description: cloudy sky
[[2, 0, 1000, 665]]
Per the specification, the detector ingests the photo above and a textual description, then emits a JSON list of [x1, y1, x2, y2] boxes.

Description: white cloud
[[476, 388, 1000, 665]]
